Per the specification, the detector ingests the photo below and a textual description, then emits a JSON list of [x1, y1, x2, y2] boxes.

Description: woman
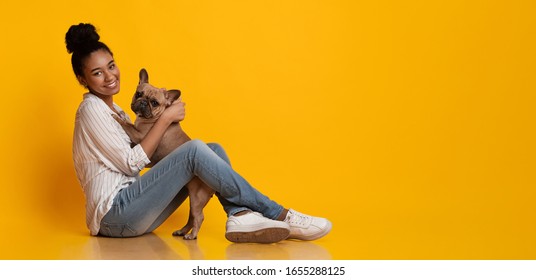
[[66, 23, 331, 243]]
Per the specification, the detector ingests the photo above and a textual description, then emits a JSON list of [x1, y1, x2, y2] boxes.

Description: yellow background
[[0, 0, 535, 259]]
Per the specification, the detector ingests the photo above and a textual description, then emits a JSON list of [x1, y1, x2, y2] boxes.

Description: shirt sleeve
[[78, 100, 151, 176]]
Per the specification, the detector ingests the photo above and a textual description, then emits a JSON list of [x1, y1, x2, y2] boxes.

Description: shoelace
[[286, 211, 312, 226]]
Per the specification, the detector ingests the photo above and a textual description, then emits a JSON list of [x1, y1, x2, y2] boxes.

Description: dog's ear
[[165, 89, 181, 103], [139, 68, 149, 84]]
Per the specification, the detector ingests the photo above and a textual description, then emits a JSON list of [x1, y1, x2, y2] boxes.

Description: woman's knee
[[184, 139, 216, 158], [187, 139, 206, 148], [182, 140, 230, 165], [180, 139, 209, 155]]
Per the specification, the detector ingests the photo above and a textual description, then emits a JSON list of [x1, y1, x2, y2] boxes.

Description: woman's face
[[78, 49, 120, 97]]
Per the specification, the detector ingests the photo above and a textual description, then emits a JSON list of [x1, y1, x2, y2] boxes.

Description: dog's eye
[[135, 91, 143, 98], [151, 100, 159, 107]]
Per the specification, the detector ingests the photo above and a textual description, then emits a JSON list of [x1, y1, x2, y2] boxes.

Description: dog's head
[[131, 68, 181, 119]]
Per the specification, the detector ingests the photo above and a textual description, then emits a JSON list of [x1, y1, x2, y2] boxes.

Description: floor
[[58, 233, 333, 260], [3, 190, 536, 260], [0, 210, 337, 260]]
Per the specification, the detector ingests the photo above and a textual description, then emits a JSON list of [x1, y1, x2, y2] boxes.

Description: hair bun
[[65, 23, 100, 54]]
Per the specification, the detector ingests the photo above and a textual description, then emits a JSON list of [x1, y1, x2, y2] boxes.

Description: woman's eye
[[109, 64, 115, 70], [93, 71, 102, 76]]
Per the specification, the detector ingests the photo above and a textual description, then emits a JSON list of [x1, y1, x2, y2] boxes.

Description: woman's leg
[[205, 142, 251, 216], [182, 140, 285, 219], [99, 139, 285, 238], [142, 143, 247, 234], [143, 187, 189, 234], [202, 143, 333, 241]]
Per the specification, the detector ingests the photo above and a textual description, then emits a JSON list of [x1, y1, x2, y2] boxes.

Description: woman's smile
[[104, 79, 119, 89]]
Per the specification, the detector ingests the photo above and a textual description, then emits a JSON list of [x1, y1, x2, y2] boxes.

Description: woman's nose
[[104, 71, 113, 81]]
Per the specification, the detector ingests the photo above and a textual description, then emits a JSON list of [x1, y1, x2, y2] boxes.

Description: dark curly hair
[[65, 23, 113, 80]]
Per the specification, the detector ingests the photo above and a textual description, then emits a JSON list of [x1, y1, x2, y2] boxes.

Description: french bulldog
[[113, 68, 215, 240]]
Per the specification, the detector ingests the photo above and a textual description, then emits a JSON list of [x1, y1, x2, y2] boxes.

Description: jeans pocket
[[100, 223, 137, 237]]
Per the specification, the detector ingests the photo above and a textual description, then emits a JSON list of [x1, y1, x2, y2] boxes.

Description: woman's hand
[[140, 98, 186, 159], [162, 98, 186, 124]]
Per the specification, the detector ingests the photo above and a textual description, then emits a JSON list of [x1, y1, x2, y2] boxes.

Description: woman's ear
[[77, 75, 87, 88]]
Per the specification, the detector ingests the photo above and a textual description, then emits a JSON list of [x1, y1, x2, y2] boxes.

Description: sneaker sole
[[226, 228, 290, 244]]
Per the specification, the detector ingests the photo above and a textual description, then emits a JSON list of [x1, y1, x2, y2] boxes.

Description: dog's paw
[[112, 114, 125, 124], [172, 229, 186, 236], [172, 229, 198, 240], [183, 233, 198, 240]]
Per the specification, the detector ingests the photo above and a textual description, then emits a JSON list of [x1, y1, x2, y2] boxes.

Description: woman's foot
[[225, 211, 290, 243], [283, 209, 332, 241]]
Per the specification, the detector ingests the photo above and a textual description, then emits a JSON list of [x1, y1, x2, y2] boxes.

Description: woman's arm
[[139, 99, 186, 158], [78, 100, 149, 176]]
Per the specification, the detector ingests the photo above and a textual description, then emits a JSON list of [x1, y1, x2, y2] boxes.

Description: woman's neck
[[89, 90, 116, 112]]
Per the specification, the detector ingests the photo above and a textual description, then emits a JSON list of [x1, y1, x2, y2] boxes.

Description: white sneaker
[[284, 209, 332, 240], [225, 211, 290, 243]]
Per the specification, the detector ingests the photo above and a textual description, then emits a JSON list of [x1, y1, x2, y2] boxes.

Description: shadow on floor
[[226, 240, 332, 260]]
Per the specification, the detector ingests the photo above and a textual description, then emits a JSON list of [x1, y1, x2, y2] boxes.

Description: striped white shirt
[[72, 93, 150, 235]]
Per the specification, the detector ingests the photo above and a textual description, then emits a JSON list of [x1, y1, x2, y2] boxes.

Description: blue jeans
[[99, 140, 284, 237]]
